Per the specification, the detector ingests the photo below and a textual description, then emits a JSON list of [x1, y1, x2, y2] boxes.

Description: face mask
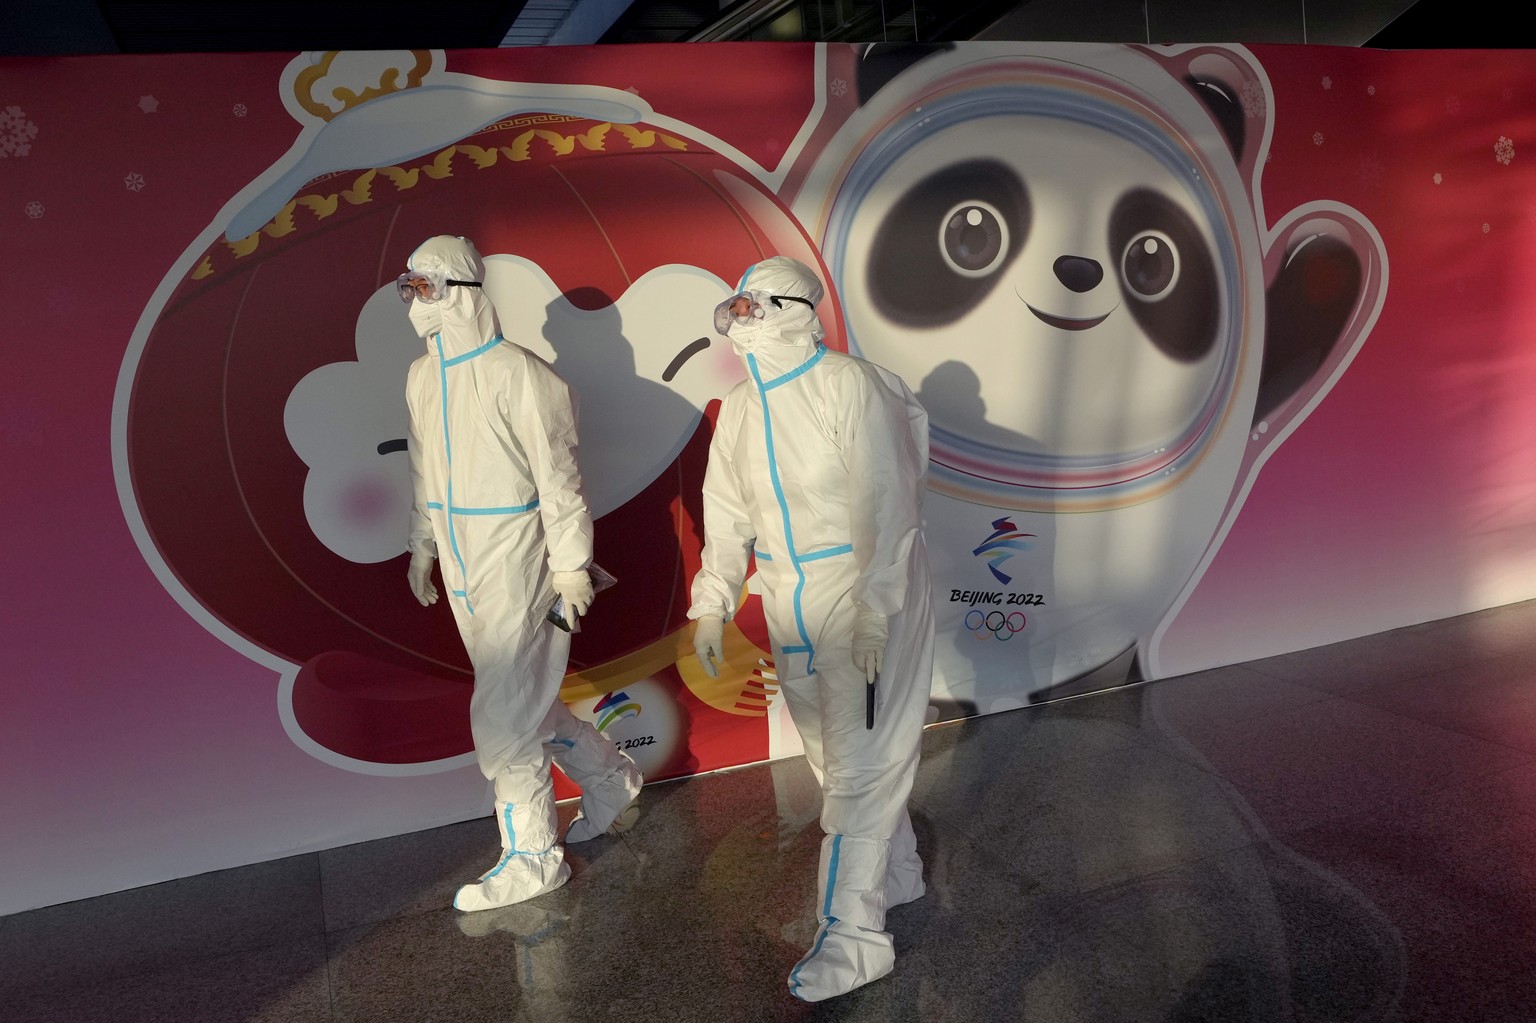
[[728, 319, 773, 356], [408, 298, 444, 340]]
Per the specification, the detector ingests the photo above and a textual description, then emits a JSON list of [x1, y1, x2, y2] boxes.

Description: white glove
[[407, 552, 438, 607], [693, 615, 725, 678], [852, 609, 888, 685], [552, 570, 595, 619]]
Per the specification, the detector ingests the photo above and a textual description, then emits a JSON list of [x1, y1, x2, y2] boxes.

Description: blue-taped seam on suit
[[688, 254, 934, 1000], [406, 237, 637, 915]]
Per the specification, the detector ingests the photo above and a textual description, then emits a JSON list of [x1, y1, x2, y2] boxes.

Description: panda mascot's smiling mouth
[[1024, 303, 1114, 331]]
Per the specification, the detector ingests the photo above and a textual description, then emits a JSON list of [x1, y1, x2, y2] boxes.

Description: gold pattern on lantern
[[379, 166, 419, 190], [422, 148, 458, 180], [293, 51, 433, 122], [209, 123, 689, 271], [340, 170, 375, 204]]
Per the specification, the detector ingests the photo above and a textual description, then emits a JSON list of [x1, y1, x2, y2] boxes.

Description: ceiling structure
[[0, 0, 1514, 57]]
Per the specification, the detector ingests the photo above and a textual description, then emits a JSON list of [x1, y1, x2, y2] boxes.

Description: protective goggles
[[395, 269, 482, 304], [712, 291, 814, 336]]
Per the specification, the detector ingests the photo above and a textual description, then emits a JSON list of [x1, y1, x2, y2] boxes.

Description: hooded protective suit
[[688, 256, 935, 1001], [403, 235, 641, 911]]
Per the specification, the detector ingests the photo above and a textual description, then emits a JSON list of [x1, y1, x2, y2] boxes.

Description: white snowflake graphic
[[1496, 136, 1515, 165], [1322, 76, 1332, 90], [233, 103, 248, 117], [1367, 85, 1376, 96], [1240, 79, 1265, 119], [0, 105, 38, 158], [124, 172, 146, 192], [1313, 131, 1325, 146], [1434, 172, 1443, 185], [1483, 223, 1491, 234], [24, 201, 43, 219], [1446, 95, 1461, 114], [828, 78, 848, 98], [138, 95, 159, 114]]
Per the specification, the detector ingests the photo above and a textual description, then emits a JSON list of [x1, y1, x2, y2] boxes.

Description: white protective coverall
[[689, 256, 935, 1001], [403, 235, 641, 912]]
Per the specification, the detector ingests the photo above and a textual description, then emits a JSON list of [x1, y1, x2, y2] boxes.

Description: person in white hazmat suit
[[401, 235, 642, 912], [690, 256, 935, 1001]]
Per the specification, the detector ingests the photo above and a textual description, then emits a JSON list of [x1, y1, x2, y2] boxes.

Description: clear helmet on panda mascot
[[789, 43, 1387, 714]]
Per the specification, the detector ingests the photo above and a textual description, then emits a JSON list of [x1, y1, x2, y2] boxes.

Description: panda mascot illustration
[[790, 43, 1387, 714]]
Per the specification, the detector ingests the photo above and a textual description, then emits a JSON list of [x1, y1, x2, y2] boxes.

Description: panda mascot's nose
[[1053, 255, 1104, 293]]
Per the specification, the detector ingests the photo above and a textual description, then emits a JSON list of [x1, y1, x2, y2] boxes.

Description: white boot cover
[[564, 755, 643, 843], [542, 700, 645, 844], [885, 810, 925, 908], [454, 798, 568, 912], [788, 835, 894, 1002]]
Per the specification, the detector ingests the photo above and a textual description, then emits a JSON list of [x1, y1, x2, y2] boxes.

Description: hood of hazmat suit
[[404, 233, 499, 351], [714, 254, 827, 363], [690, 255, 936, 1000], [404, 235, 635, 912]]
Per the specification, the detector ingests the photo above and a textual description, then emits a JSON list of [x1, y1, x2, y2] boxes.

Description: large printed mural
[[117, 43, 1384, 779], [6, 40, 1536, 912]]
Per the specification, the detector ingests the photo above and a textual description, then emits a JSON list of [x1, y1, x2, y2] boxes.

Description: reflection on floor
[[6, 598, 1536, 1021]]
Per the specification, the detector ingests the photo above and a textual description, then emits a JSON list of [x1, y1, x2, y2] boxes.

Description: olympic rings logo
[[964, 609, 1027, 641]]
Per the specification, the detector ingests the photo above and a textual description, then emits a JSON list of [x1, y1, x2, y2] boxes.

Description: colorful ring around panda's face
[[825, 62, 1259, 512]]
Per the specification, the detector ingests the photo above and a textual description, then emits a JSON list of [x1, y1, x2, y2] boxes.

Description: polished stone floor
[[6, 598, 1536, 1022]]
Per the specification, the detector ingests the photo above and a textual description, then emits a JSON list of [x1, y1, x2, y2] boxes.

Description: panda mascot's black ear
[[856, 43, 955, 105], [1182, 70, 1248, 165], [1162, 47, 1386, 432]]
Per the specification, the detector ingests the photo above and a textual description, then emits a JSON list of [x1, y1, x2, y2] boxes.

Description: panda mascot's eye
[[866, 159, 1028, 328], [1108, 188, 1219, 363], [1120, 231, 1180, 301], [941, 201, 1010, 277]]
